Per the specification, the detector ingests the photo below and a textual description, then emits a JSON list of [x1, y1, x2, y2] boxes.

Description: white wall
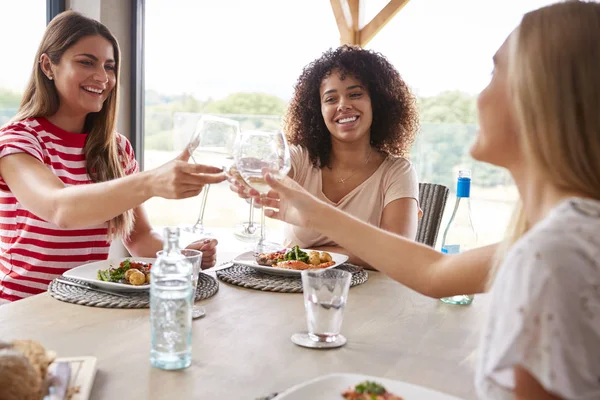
[[66, 0, 133, 140]]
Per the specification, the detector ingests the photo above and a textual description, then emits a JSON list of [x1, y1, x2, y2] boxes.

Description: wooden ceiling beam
[[348, 0, 360, 32], [359, 0, 412, 47], [330, 0, 359, 45]]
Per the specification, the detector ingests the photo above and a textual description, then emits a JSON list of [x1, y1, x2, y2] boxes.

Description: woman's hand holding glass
[[147, 147, 226, 200], [233, 130, 291, 253], [249, 172, 322, 229]]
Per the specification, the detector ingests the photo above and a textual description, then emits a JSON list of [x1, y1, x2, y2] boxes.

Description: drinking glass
[[182, 115, 239, 237], [234, 130, 290, 253], [301, 269, 351, 343], [228, 144, 260, 243], [156, 248, 205, 319]]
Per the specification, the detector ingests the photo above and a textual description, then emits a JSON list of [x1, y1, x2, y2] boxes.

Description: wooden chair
[[415, 183, 450, 247]]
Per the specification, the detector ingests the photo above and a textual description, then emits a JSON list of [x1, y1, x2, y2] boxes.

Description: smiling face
[[319, 70, 373, 145], [41, 34, 117, 118]]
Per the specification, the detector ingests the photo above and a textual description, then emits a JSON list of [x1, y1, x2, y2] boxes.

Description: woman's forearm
[[309, 201, 493, 297], [53, 170, 153, 229]]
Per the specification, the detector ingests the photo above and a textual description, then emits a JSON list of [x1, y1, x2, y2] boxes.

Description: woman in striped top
[[0, 11, 226, 303]]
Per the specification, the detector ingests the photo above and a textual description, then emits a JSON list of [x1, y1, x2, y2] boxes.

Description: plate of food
[[232, 245, 349, 276], [0, 339, 97, 400], [62, 257, 154, 292], [272, 373, 464, 399]]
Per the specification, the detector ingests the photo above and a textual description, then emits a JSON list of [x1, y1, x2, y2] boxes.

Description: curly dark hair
[[284, 45, 419, 168]]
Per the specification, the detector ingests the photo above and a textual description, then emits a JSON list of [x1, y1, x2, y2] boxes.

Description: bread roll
[[0, 348, 42, 400], [12, 339, 54, 380]]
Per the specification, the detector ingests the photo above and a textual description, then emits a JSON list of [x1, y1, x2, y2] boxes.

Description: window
[[142, 0, 555, 246], [143, 0, 339, 237], [364, 0, 554, 246], [0, 0, 48, 125]]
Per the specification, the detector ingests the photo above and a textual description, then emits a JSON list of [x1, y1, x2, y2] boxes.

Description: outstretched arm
[[310, 197, 419, 270], [257, 173, 495, 298], [0, 149, 225, 229]]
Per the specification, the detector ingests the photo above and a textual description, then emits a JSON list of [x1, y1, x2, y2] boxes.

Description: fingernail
[[202, 239, 211, 244]]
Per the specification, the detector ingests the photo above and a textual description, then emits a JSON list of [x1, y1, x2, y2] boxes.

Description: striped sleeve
[[116, 133, 139, 175], [0, 122, 45, 163]]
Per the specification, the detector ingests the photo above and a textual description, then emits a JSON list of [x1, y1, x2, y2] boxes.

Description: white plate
[[63, 258, 155, 292], [273, 373, 464, 399], [232, 249, 348, 277], [45, 356, 97, 400]]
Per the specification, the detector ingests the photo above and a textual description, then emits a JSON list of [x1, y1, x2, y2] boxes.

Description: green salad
[[281, 245, 309, 263]]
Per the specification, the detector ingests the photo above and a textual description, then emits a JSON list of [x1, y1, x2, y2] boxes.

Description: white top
[[283, 145, 421, 248], [476, 197, 600, 399]]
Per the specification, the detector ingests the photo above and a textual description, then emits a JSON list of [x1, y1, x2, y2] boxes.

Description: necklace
[[334, 149, 373, 184]]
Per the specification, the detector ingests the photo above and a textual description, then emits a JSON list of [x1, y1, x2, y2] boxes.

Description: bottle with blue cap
[[440, 169, 477, 305]]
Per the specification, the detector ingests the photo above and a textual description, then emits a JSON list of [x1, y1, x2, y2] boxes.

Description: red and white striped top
[[0, 117, 138, 304]]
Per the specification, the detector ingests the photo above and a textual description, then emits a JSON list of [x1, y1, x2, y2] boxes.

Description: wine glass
[[183, 115, 238, 236], [234, 130, 291, 253], [228, 131, 261, 243], [229, 165, 261, 243]]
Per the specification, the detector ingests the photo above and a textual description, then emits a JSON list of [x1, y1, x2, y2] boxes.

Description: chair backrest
[[415, 183, 450, 247]]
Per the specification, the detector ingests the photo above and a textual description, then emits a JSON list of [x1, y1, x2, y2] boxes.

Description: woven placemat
[[216, 263, 368, 293], [48, 272, 219, 309]]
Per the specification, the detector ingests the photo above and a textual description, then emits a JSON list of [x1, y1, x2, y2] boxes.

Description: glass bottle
[[440, 170, 478, 305], [150, 227, 193, 369]]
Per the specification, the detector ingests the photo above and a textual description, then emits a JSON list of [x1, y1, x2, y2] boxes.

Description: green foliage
[[418, 90, 478, 124], [0, 89, 21, 108], [203, 92, 287, 116], [414, 90, 508, 190], [0, 85, 507, 189]]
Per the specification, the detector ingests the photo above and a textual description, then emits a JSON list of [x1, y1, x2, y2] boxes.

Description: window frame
[[131, 0, 145, 168], [46, 0, 65, 24]]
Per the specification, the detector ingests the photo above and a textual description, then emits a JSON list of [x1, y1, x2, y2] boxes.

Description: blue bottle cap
[[456, 169, 471, 198]]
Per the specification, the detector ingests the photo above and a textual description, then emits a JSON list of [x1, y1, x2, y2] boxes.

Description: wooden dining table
[[0, 232, 487, 399]]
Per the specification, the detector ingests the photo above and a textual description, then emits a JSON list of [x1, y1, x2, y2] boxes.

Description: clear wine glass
[[229, 165, 261, 243], [234, 130, 291, 253], [183, 115, 239, 237]]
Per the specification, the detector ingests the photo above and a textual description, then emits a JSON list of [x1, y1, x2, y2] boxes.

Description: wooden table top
[[0, 233, 486, 399]]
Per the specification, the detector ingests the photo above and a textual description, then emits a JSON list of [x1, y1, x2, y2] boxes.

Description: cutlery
[[55, 278, 129, 298]]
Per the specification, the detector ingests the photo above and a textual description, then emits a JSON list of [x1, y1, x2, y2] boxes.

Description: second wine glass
[[234, 130, 291, 253], [183, 115, 239, 237]]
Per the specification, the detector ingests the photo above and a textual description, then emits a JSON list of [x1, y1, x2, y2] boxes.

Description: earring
[[48, 75, 53, 81]]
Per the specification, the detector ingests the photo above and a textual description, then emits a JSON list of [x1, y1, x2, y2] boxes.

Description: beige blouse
[[283, 145, 421, 248]]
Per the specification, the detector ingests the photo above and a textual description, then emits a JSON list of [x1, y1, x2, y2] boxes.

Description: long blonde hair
[[490, 1, 600, 282], [13, 11, 133, 239]]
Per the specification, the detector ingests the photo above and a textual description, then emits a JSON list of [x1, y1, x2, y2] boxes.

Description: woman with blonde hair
[[253, 1, 600, 398], [0, 11, 225, 303]]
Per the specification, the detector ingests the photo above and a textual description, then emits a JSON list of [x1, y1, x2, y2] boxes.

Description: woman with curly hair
[[232, 45, 421, 268]]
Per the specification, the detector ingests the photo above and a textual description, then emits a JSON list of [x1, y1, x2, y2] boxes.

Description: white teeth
[[337, 116, 358, 124], [83, 86, 103, 94]]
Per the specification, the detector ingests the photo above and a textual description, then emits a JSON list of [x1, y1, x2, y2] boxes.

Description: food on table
[[274, 260, 336, 270], [342, 381, 404, 400], [255, 246, 335, 270], [97, 259, 152, 285], [319, 251, 333, 263], [255, 249, 287, 266], [308, 251, 321, 265], [0, 339, 56, 400]]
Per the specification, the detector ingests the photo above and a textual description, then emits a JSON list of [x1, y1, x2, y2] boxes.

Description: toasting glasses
[[183, 115, 238, 236], [233, 130, 291, 253]]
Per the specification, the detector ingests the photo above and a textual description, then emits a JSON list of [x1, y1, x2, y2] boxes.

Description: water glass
[[157, 249, 202, 292], [301, 269, 351, 343]]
